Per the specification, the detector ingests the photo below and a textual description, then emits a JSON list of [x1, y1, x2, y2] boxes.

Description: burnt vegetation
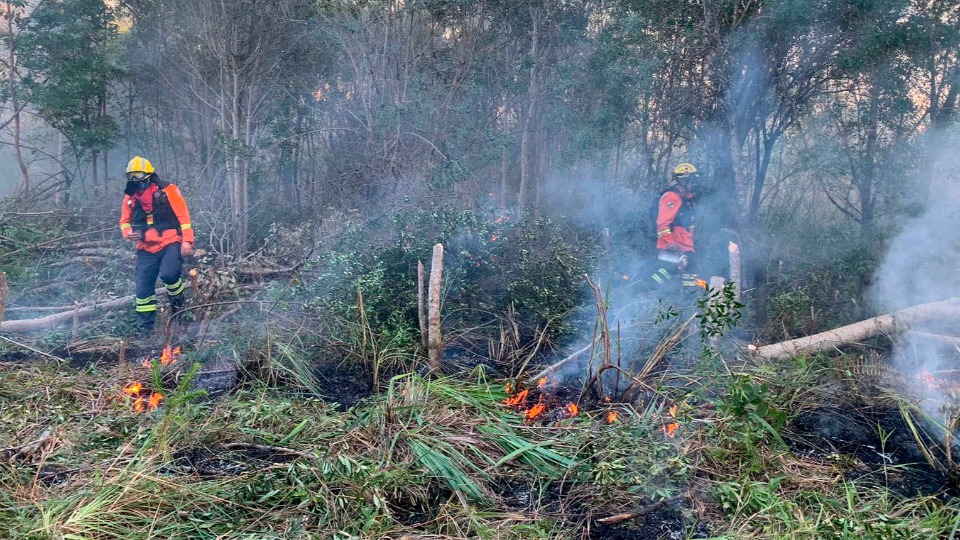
[[2, 0, 960, 538]]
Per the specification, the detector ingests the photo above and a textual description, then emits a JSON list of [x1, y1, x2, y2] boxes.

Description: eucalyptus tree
[[815, 0, 923, 242], [907, 0, 960, 201], [18, 0, 121, 200], [123, 0, 323, 255], [0, 1, 31, 202]]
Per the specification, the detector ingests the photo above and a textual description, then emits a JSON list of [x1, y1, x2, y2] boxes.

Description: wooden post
[[188, 268, 200, 297], [0, 271, 7, 325], [71, 302, 80, 343], [119, 339, 126, 375], [728, 242, 741, 301], [418, 261, 427, 350], [428, 244, 444, 372]]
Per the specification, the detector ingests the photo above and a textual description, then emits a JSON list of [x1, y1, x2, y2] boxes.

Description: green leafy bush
[[295, 207, 597, 349]]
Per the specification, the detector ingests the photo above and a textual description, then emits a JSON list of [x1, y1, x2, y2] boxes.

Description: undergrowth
[[3, 344, 960, 539]]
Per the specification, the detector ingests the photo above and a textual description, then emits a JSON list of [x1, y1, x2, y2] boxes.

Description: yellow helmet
[[672, 163, 697, 177], [126, 156, 155, 180]]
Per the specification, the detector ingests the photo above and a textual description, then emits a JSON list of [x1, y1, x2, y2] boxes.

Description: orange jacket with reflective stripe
[[655, 189, 695, 253], [119, 183, 194, 254]]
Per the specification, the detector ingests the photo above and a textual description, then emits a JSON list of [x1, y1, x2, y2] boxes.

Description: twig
[[0, 271, 6, 324], [0, 335, 66, 362], [532, 340, 594, 381], [3, 426, 56, 463], [0, 226, 114, 260], [596, 496, 684, 525], [71, 302, 80, 343]]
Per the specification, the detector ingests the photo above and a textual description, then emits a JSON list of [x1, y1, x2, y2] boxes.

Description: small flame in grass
[[503, 377, 582, 422], [160, 345, 181, 366], [525, 398, 546, 420], [504, 389, 529, 407], [122, 382, 142, 396], [606, 410, 618, 424], [917, 370, 940, 390], [143, 345, 182, 368], [695, 278, 708, 289], [148, 392, 164, 410], [122, 381, 164, 413], [663, 422, 678, 438]]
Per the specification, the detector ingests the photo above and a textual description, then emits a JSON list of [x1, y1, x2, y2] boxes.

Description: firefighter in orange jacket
[[653, 163, 699, 288], [119, 156, 194, 332]]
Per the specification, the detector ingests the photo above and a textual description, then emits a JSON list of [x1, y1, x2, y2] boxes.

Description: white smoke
[[869, 125, 960, 428]]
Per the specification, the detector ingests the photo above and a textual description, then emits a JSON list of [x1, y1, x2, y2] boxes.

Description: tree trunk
[[5, 2, 29, 206], [517, 5, 540, 211]]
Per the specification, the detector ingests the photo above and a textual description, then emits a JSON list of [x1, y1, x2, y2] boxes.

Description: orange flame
[[525, 398, 546, 420], [132, 396, 145, 412], [606, 410, 618, 423], [566, 403, 580, 417], [122, 382, 142, 396], [160, 345, 181, 366], [695, 279, 708, 289], [504, 389, 529, 407], [148, 392, 164, 410], [916, 370, 940, 390], [663, 422, 678, 438], [537, 377, 548, 389]]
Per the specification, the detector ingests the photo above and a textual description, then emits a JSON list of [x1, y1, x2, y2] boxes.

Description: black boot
[[169, 293, 184, 315], [136, 311, 156, 334]]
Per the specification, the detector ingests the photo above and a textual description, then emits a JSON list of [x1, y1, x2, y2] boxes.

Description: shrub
[[295, 207, 598, 349]]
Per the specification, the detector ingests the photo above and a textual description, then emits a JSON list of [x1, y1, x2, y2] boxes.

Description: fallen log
[[751, 297, 960, 360], [904, 330, 960, 349], [0, 284, 191, 333]]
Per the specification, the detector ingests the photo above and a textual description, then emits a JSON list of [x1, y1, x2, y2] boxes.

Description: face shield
[[124, 171, 151, 195]]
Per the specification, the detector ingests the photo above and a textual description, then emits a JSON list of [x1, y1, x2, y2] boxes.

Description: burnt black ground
[[788, 405, 960, 498]]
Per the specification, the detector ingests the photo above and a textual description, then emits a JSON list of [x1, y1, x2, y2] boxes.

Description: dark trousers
[[134, 243, 184, 329], [651, 252, 703, 309]]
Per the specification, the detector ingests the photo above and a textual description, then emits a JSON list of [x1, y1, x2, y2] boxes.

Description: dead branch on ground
[[751, 297, 960, 360]]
